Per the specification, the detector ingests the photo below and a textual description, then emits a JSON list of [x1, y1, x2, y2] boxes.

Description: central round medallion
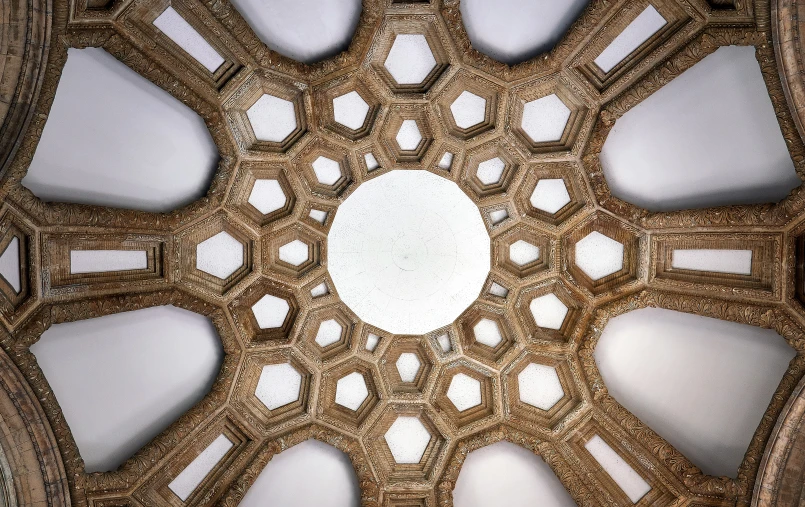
[[328, 170, 491, 335]]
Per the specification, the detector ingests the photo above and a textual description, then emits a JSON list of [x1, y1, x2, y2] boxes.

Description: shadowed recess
[[460, 0, 590, 65], [31, 305, 224, 473], [229, 0, 362, 64]]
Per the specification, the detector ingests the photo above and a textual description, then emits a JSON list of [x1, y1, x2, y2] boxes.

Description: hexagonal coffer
[[301, 305, 357, 363], [177, 214, 254, 296], [294, 139, 354, 198], [381, 337, 435, 395], [436, 70, 502, 141], [233, 350, 313, 431], [369, 18, 450, 94], [503, 352, 582, 433], [229, 278, 300, 345], [564, 214, 642, 296], [462, 140, 521, 200], [264, 224, 325, 282], [509, 79, 588, 154], [366, 405, 446, 482], [434, 363, 496, 430], [382, 105, 434, 165], [515, 162, 587, 227], [320, 359, 381, 429], [515, 278, 586, 343], [493, 224, 553, 279], [458, 306, 517, 367], [224, 70, 307, 153], [315, 74, 382, 141]]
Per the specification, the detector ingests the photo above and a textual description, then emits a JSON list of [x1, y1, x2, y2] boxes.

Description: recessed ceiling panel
[[229, 0, 361, 64], [594, 307, 795, 477], [22, 47, 219, 213], [600, 45, 800, 211], [459, 0, 590, 64], [30, 305, 224, 472], [239, 440, 360, 507], [328, 170, 490, 335], [453, 441, 577, 507]]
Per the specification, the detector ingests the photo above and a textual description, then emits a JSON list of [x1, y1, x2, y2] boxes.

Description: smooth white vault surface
[[30, 305, 223, 472], [228, 0, 361, 64], [22, 48, 218, 213], [453, 441, 577, 507], [328, 170, 490, 334], [239, 440, 361, 507], [595, 307, 796, 477], [460, 0, 590, 64], [601, 45, 800, 211]]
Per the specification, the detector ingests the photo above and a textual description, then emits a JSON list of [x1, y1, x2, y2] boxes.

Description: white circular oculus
[[328, 170, 490, 334]]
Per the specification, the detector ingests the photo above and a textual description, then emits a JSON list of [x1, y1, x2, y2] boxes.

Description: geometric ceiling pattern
[[0, 1, 804, 507]]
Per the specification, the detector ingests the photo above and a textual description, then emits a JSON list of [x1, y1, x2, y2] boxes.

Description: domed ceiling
[[0, 0, 805, 506]]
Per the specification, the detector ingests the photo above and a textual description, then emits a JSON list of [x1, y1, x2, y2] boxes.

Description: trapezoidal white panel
[[30, 305, 224, 473], [228, 0, 361, 64], [22, 47, 218, 213], [594, 307, 795, 477], [238, 440, 360, 507], [453, 441, 577, 507], [600, 45, 800, 211], [459, 0, 590, 64]]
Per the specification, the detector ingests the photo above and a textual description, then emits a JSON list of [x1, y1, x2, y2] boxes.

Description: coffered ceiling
[[0, 0, 804, 506]]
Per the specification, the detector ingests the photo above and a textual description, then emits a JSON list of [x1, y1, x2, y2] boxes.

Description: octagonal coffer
[[369, 18, 450, 94], [321, 359, 381, 429], [224, 70, 307, 153], [315, 74, 382, 141], [366, 405, 446, 482]]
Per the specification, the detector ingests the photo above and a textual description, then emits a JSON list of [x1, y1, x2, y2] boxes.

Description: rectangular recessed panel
[[671, 249, 752, 275], [594, 5, 667, 73], [70, 250, 148, 274], [584, 435, 651, 503], [168, 434, 233, 501], [153, 6, 225, 73]]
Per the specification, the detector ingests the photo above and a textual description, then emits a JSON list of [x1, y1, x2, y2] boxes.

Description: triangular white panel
[[0, 237, 21, 293]]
